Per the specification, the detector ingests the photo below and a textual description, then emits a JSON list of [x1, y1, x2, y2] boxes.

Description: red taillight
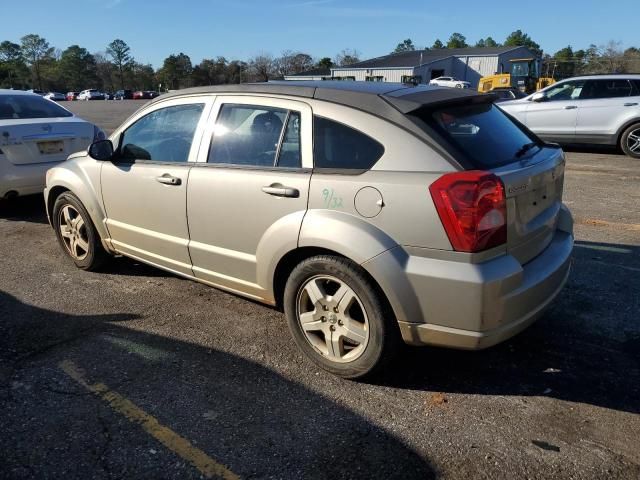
[[429, 171, 507, 253]]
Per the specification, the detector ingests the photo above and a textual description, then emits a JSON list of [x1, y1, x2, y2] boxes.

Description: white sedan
[[0, 90, 104, 199], [78, 89, 105, 101], [429, 76, 471, 89]]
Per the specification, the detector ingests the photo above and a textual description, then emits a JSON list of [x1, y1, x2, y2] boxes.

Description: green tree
[[446, 33, 468, 49], [59, 45, 97, 90], [432, 39, 444, 49], [0, 41, 28, 88], [552, 45, 575, 79], [158, 53, 193, 89], [394, 39, 415, 53], [106, 39, 132, 90], [20, 34, 54, 90], [475, 37, 500, 48], [316, 57, 333, 70], [504, 30, 542, 56]]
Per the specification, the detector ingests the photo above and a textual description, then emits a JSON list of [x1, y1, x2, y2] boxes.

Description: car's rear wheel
[[52, 192, 109, 271], [620, 122, 640, 158], [284, 255, 400, 379]]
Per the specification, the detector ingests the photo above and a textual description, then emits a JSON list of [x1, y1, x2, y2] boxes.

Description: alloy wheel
[[627, 128, 640, 154], [296, 275, 370, 363], [58, 205, 90, 261]]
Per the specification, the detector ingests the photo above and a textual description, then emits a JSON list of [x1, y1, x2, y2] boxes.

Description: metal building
[[330, 46, 539, 88]]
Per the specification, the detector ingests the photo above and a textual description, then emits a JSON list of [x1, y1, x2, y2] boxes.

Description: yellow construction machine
[[478, 58, 555, 94]]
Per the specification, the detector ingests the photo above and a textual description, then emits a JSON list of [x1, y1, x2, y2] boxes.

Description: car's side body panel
[[45, 82, 574, 357]]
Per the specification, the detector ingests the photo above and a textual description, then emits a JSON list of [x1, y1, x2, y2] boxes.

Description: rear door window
[[415, 103, 541, 169], [581, 79, 633, 99], [313, 116, 384, 170], [209, 104, 301, 167]]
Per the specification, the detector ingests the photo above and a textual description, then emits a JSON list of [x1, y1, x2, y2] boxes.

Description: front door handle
[[261, 184, 299, 198], [624, 102, 639, 107], [156, 174, 182, 186], [564, 105, 578, 110]]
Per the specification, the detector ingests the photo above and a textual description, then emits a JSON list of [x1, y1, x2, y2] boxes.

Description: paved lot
[[1, 101, 639, 479]]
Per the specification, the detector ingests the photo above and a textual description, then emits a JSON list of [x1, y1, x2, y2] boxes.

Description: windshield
[[511, 62, 530, 77], [415, 102, 541, 169], [0, 94, 73, 120]]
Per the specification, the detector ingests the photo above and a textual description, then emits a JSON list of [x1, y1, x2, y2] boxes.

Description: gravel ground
[[0, 101, 638, 479]]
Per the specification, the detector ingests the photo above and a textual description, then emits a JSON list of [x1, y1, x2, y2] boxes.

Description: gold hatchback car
[[45, 82, 573, 378]]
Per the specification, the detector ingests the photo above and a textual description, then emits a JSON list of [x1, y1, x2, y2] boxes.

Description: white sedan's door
[[101, 98, 211, 276]]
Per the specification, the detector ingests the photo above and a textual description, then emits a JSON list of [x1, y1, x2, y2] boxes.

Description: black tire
[[620, 122, 640, 158], [52, 192, 109, 271], [284, 255, 401, 379]]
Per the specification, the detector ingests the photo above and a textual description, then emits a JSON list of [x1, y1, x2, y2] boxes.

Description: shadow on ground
[[0, 290, 434, 479], [0, 194, 48, 224], [376, 240, 640, 415]]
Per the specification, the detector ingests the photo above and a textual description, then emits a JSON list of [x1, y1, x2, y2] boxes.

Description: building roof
[[287, 68, 331, 77], [335, 46, 526, 70]]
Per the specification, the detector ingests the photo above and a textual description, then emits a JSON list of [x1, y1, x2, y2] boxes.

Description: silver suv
[[45, 82, 574, 378], [498, 74, 640, 158]]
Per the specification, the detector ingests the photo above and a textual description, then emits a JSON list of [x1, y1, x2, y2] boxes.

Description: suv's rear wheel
[[620, 122, 640, 158], [284, 255, 400, 379], [52, 192, 109, 271]]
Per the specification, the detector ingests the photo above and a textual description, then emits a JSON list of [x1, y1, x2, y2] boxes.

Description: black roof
[[288, 68, 331, 77], [339, 46, 524, 69], [152, 81, 494, 163], [154, 80, 490, 113]]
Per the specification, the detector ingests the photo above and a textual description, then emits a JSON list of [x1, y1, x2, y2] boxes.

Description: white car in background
[[44, 92, 66, 101], [0, 90, 105, 199], [498, 75, 640, 158], [78, 89, 105, 101], [429, 76, 471, 89]]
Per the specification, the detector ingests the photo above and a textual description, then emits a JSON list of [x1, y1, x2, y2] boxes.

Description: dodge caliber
[[45, 82, 574, 378]]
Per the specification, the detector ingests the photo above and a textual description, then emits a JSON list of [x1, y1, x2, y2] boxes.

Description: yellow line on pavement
[[59, 360, 240, 480]]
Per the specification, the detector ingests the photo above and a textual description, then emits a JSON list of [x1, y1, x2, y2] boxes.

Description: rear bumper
[[0, 160, 60, 198], [366, 206, 574, 350]]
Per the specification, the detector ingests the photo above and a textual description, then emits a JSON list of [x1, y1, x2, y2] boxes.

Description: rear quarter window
[[313, 116, 384, 170], [414, 103, 541, 169]]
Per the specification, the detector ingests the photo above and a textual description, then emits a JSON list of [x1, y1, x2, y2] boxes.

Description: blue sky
[[2, 0, 636, 68]]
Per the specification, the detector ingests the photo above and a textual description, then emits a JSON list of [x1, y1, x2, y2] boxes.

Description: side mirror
[[531, 92, 546, 102], [88, 139, 114, 161]]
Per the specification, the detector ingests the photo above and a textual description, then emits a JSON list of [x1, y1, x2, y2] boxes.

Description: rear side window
[[416, 103, 540, 169], [581, 79, 633, 99], [313, 116, 384, 170], [0, 94, 73, 119], [119, 103, 204, 162]]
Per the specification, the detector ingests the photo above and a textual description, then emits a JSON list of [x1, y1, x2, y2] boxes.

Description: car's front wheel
[[284, 255, 400, 379], [52, 192, 109, 271], [620, 122, 640, 158]]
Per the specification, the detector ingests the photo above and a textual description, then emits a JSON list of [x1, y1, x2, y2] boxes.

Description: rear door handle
[[624, 102, 639, 107], [156, 174, 182, 186], [261, 184, 299, 198], [564, 105, 578, 110]]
